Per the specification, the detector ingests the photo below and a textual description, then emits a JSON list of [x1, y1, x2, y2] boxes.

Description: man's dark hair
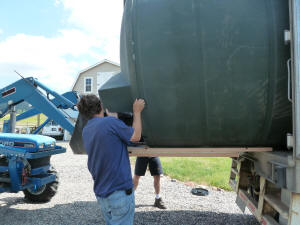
[[77, 94, 102, 120]]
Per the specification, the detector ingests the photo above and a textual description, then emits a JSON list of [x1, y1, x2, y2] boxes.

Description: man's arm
[[105, 109, 118, 118], [105, 99, 145, 142], [130, 99, 145, 142]]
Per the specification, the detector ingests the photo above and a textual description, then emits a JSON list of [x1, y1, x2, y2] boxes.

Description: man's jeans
[[96, 190, 135, 225]]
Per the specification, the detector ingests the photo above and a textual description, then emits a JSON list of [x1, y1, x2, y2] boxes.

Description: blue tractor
[[0, 77, 78, 202]]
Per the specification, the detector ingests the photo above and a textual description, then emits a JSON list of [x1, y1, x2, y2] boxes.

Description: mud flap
[[236, 192, 246, 213], [69, 113, 88, 154]]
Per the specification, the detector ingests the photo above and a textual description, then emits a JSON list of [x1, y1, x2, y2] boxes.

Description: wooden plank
[[231, 168, 238, 175], [264, 194, 289, 219], [261, 215, 280, 225], [257, 177, 266, 220], [237, 189, 281, 225], [231, 157, 239, 163], [128, 146, 272, 157], [235, 162, 241, 192], [230, 159, 238, 179]]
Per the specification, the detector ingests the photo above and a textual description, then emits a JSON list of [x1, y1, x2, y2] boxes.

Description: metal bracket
[[285, 30, 291, 45], [239, 153, 257, 162], [287, 133, 294, 149], [268, 161, 288, 189], [288, 58, 293, 102]]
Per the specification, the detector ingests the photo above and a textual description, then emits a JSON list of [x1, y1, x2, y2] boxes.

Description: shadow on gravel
[[0, 198, 259, 225]]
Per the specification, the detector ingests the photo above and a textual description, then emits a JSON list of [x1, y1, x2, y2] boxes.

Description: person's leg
[[153, 175, 161, 197], [133, 157, 149, 190], [133, 175, 140, 191], [96, 196, 113, 225], [98, 190, 135, 225], [149, 157, 166, 209], [149, 157, 164, 194]]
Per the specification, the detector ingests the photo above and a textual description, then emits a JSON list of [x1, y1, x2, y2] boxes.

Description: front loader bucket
[[70, 113, 88, 154]]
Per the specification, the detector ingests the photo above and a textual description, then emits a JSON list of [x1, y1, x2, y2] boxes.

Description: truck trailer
[[93, 0, 300, 224]]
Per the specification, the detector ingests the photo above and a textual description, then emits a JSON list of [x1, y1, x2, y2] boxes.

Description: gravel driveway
[[0, 142, 259, 225]]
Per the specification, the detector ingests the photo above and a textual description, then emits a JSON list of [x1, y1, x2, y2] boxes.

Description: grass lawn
[[0, 114, 47, 126], [160, 157, 232, 190], [131, 157, 233, 191]]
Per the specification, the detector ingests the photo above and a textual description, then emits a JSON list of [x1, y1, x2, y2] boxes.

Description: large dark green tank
[[99, 0, 292, 148]]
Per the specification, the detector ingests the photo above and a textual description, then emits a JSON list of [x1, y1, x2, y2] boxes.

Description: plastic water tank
[[99, 0, 292, 148]]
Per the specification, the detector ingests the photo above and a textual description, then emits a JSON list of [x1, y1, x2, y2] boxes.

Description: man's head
[[77, 94, 102, 120]]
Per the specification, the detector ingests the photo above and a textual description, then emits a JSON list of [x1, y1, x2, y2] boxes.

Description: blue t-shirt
[[82, 116, 134, 198]]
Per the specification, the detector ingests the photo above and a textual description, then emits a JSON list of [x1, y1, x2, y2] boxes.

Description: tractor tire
[[23, 166, 59, 203], [28, 156, 50, 169]]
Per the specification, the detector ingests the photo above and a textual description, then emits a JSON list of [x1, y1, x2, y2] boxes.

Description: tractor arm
[[0, 77, 78, 134]]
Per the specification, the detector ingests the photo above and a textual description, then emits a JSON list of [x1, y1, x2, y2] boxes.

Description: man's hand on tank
[[105, 109, 118, 118], [131, 99, 145, 142], [133, 99, 145, 113]]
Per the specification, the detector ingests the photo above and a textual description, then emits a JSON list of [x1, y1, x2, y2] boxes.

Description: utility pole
[[9, 106, 16, 133]]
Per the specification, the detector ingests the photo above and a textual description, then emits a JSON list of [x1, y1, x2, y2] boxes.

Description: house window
[[84, 77, 93, 93]]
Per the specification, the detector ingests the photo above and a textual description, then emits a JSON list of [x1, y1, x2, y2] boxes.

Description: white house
[[71, 59, 120, 96], [63, 59, 120, 141]]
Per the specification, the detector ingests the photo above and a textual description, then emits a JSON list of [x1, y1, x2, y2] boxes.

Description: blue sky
[[0, 1, 67, 39], [0, 0, 123, 93]]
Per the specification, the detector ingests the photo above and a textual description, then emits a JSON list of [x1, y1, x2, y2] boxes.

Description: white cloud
[[54, 0, 61, 7], [0, 31, 100, 93], [60, 0, 123, 61], [62, 0, 123, 35], [0, 1, 124, 93], [0, 29, 3, 35]]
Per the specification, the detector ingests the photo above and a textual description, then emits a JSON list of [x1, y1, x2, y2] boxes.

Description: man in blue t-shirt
[[77, 94, 145, 225]]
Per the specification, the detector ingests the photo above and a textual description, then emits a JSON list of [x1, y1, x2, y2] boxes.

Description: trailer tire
[[23, 167, 59, 203]]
